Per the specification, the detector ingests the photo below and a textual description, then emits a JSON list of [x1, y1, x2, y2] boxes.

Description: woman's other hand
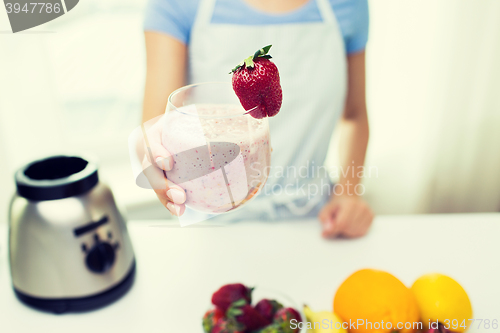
[[319, 195, 373, 238], [319, 52, 372, 238]]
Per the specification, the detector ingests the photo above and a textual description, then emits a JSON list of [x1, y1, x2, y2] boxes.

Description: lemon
[[411, 273, 473, 332], [303, 305, 347, 333]]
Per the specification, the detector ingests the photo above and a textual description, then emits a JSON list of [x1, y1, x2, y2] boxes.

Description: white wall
[[353, 0, 500, 214], [423, 0, 500, 213]]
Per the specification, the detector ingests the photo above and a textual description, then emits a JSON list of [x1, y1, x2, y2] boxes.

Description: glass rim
[[167, 82, 258, 119]]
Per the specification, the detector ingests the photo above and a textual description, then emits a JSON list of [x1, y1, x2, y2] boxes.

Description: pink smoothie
[[162, 104, 270, 213]]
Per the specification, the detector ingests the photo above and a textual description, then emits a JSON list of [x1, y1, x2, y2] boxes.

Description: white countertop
[[1, 214, 499, 333]]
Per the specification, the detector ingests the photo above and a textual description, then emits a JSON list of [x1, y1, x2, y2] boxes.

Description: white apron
[[186, 0, 347, 221]]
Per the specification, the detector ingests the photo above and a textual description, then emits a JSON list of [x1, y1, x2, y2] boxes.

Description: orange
[[334, 269, 420, 333]]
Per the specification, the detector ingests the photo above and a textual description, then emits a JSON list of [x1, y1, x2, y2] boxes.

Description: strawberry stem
[[230, 45, 273, 73]]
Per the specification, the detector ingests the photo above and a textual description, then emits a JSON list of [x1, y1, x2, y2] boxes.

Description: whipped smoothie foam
[[162, 104, 270, 213]]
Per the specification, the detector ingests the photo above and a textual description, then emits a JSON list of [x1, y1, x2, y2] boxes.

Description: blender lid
[[15, 156, 99, 201]]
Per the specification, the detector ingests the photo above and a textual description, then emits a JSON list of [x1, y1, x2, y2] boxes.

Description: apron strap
[[193, 0, 217, 27], [316, 0, 336, 24]]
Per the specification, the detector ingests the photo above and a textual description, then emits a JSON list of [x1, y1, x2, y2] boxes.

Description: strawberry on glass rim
[[230, 45, 283, 119]]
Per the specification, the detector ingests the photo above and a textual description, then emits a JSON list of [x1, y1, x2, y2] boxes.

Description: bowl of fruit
[[203, 283, 305, 333]]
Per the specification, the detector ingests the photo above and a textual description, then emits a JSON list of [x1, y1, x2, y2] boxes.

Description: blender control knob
[[85, 242, 116, 273]]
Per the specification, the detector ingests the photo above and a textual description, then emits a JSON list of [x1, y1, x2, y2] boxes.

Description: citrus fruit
[[411, 273, 473, 332], [334, 269, 420, 333], [304, 305, 347, 333]]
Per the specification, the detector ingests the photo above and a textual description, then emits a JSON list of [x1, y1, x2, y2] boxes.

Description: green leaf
[[253, 45, 273, 59], [202, 320, 210, 332], [232, 298, 247, 307], [244, 56, 255, 68], [232, 309, 243, 316], [261, 45, 272, 54], [230, 61, 244, 74]]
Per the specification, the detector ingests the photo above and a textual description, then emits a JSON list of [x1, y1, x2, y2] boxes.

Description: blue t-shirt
[[144, 0, 369, 54]]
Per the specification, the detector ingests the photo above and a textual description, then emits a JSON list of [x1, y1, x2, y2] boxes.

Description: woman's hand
[[139, 32, 187, 216], [318, 195, 373, 238], [140, 116, 186, 216], [319, 52, 372, 238]]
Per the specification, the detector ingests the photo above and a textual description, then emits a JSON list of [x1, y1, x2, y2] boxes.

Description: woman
[[141, 0, 373, 238]]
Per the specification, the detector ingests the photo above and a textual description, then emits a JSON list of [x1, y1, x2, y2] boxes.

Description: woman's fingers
[[146, 116, 174, 171], [165, 182, 186, 204], [319, 197, 374, 239], [319, 201, 341, 238], [140, 115, 186, 216], [166, 202, 186, 216], [154, 188, 186, 216], [322, 222, 337, 238], [341, 207, 366, 238], [154, 179, 186, 205], [155, 156, 172, 171], [338, 201, 373, 238], [142, 155, 168, 190], [150, 137, 173, 171], [328, 200, 355, 237], [142, 154, 187, 216]]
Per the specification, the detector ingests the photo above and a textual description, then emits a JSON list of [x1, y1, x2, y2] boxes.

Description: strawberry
[[203, 308, 225, 333], [273, 308, 302, 333], [231, 45, 283, 119], [212, 283, 253, 312], [227, 299, 270, 331], [254, 299, 284, 322], [211, 318, 244, 333]]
